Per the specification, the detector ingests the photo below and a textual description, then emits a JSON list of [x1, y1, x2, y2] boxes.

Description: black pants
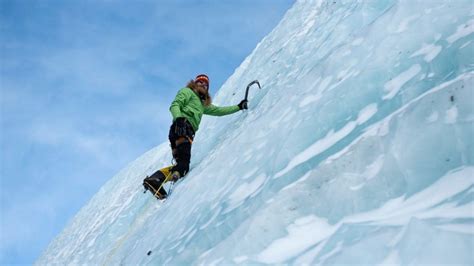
[[168, 120, 195, 177]]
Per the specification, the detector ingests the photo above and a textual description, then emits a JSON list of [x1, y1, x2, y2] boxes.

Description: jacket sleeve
[[204, 104, 240, 116], [169, 88, 191, 121]]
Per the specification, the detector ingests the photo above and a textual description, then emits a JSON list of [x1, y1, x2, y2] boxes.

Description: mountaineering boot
[[143, 177, 167, 199], [143, 169, 169, 199]]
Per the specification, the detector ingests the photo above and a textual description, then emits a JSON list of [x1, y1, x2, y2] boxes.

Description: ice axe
[[242, 80, 261, 109]]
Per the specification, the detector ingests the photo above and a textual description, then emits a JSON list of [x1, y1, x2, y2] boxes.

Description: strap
[[144, 170, 174, 198], [176, 136, 193, 146]]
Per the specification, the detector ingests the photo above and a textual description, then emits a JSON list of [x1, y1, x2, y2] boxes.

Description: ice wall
[[37, 0, 473, 265]]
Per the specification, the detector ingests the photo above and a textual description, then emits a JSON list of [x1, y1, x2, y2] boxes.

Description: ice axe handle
[[244, 80, 261, 102]]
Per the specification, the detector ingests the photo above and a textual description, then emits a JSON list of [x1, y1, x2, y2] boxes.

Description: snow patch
[[410, 43, 442, 62], [276, 104, 377, 178], [395, 15, 419, 33], [257, 215, 336, 263], [447, 19, 474, 43], [357, 103, 378, 125], [426, 111, 439, 123], [225, 174, 267, 212], [445, 106, 458, 124], [383, 64, 422, 100]]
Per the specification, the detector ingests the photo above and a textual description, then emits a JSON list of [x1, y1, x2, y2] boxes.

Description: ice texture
[[37, 0, 474, 265]]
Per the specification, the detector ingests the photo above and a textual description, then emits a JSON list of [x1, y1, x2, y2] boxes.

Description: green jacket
[[169, 87, 240, 132]]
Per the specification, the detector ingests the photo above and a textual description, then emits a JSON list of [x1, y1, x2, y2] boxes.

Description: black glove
[[238, 99, 248, 110], [174, 117, 188, 136]]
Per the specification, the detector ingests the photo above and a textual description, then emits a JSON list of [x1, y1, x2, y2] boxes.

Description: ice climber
[[143, 74, 248, 199]]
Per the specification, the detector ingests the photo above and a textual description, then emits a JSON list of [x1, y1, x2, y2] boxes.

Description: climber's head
[[195, 74, 209, 90]]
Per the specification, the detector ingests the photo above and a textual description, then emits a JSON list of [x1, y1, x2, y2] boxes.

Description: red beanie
[[195, 74, 210, 86]]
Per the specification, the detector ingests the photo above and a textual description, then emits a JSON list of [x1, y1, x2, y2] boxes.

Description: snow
[[383, 64, 421, 100], [447, 19, 474, 44], [276, 103, 378, 178], [257, 215, 336, 264], [261, 167, 473, 264], [426, 111, 439, 123], [445, 106, 458, 124], [37, 0, 474, 265], [346, 167, 474, 225], [225, 173, 267, 213], [357, 103, 378, 125], [275, 120, 358, 178], [395, 15, 418, 33], [410, 43, 442, 62]]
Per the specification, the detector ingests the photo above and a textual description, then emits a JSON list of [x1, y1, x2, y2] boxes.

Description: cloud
[[38, 49, 140, 96], [26, 99, 168, 166]]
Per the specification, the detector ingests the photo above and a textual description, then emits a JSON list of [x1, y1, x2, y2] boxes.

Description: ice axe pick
[[243, 80, 261, 109]]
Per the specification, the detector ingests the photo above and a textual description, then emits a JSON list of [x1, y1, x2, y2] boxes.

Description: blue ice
[[37, 0, 474, 265]]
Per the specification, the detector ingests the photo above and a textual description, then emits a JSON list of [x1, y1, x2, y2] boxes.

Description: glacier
[[37, 0, 473, 265]]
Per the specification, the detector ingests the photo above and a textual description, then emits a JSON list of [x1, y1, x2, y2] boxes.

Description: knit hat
[[195, 74, 210, 87]]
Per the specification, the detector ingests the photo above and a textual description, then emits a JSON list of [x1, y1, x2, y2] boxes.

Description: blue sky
[[0, 0, 294, 264]]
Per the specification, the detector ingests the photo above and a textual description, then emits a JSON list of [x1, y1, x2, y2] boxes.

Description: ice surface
[[37, 0, 473, 265]]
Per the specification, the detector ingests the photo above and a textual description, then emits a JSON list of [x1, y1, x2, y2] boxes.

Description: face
[[196, 80, 209, 90]]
